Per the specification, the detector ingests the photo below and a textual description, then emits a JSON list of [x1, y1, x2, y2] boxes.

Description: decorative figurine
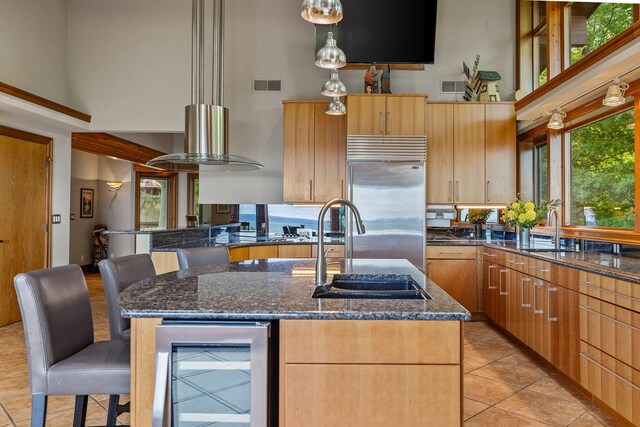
[[476, 70, 502, 102], [381, 68, 391, 94], [364, 65, 377, 94]]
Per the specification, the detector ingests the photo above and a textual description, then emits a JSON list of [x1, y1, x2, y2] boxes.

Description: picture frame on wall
[[80, 188, 94, 218], [216, 204, 230, 214]]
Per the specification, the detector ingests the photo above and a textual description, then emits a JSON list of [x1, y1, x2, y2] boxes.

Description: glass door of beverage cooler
[[153, 322, 270, 427]]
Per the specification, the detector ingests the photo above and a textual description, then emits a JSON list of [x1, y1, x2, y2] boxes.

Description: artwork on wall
[[80, 188, 94, 218], [216, 204, 231, 214]]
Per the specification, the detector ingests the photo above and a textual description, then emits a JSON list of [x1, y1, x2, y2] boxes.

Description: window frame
[[134, 166, 178, 231]]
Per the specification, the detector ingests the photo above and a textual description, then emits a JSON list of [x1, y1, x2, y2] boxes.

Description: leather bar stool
[[14, 264, 130, 427], [176, 246, 230, 270], [98, 253, 156, 341]]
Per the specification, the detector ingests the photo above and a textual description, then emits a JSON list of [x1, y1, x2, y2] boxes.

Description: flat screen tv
[[314, 0, 438, 64]]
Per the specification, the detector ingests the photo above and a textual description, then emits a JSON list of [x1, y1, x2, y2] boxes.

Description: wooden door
[[386, 96, 426, 135], [485, 104, 516, 204], [283, 102, 315, 202], [453, 104, 485, 203], [549, 284, 580, 381], [313, 103, 346, 202], [427, 258, 478, 312], [0, 133, 50, 326], [346, 95, 386, 135], [426, 103, 455, 204]]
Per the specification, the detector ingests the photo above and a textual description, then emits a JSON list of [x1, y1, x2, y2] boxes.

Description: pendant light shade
[[321, 70, 347, 97], [326, 97, 346, 115], [301, 0, 343, 24], [547, 109, 566, 130], [602, 78, 629, 107], [315, 32, 346, 69]]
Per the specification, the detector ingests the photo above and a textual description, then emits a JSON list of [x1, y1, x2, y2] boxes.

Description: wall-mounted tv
[[315, 0, 438, 64]]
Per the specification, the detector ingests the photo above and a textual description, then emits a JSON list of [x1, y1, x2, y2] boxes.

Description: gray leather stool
[[176, 246, 230, 270], [14, 264, 130, 427], [98, 254, 156, 341]]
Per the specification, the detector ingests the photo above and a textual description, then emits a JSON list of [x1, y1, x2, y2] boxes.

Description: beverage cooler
[[152, 321, 270, 427]]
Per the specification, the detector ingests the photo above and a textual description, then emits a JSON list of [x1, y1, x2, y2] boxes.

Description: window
[[267, 205, 334, 236], [534, 143, 548, 205], [533, 27, 548, 88], [187, 173, 199, 221], [135, 171, 177, 230], [566, 108, 635, 228], [568, 2, 635, 66]]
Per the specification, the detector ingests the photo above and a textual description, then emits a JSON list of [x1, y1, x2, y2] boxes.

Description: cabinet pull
[[579, 305, 640, 333], [499, 269, 508, 295], [448, 181, 453, 202], [488, 265, 497, 289], [521, 277, 531, 307], [486, 181, 490, 202], [427, 261, 432, 279], [547, 286, 558, 321], [580, 352, 640, 392], [579, 281, 640, 303], [507, 260, 525, 265], [533, 280, 543, 314], [528, 265, 538, 271], [341, 179, 344, 198], [482, 252, 496, 257], [439, 251, 464, 255], [455, 181, 459, 202], [387, 111, 391, 134], [309, 180, 313, 201], [379, 112, 384, 135]]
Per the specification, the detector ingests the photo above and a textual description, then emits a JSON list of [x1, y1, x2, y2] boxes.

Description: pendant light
[[547, 109, 566, 130], [315, 32, 346, 69], [301, 0, 343, 24], [602, 78, 629, 107], [321, 70, 347, 97], [326, 97, 346, 115]]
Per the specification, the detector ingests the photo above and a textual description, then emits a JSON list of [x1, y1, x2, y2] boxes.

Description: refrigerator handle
[[152, 351, 170, 427]]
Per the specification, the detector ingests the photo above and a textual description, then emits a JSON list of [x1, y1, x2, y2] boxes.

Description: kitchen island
[[120, 258, 470, 426]]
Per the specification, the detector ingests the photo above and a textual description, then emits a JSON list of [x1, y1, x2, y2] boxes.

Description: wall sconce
[[106, 181, 123, 192], [602, 78, 629, 107], [547, 109, 566, 130]]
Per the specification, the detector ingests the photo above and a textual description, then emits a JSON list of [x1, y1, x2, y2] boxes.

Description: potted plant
[[501, 196, 560, 246], [465, 209, 492, 239]]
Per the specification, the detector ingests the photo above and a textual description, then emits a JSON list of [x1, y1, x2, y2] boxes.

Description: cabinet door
[[483, 261, 498, 321], [283, 103, 315, 202], [426, 103, 455, 204], [494, 266, 509, 328], [532, 279, 552, 361], [549, 284, 580, 381], [427, 258, 478, 312], [386, 96, 426, 135], [453, 104, 485, 203], [313, 103, 346, 202], [485, 104, 516, 204], [346, 95, 386, 135]]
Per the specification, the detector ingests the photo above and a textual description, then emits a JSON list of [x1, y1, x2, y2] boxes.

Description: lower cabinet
[[280, 319, 463, 426], [427, 246, 479, 313]]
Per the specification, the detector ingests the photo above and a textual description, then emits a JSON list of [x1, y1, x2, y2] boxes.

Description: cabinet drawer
[[580, 294, 640, 370], [481, 247, 506, 265], [426, 246, 476, 259], [228, 247, 249, 262], [580, 342, 640, 426], [311, 244, 345, 258], [519, 255, 551, 282], [278, 244, 312, 258], [281, 320, 460, 364], [248, 245, 278, 260], [579, 271, 640, 313]]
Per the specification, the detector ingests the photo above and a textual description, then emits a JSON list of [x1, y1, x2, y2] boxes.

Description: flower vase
[[474, 224, 483, 239], [519, 227, 531, 247]]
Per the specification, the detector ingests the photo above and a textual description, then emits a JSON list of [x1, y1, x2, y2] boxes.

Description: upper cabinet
[[347, 94, 427, 136], [427, 102, 516, 205], [283, 101, 346, 203]]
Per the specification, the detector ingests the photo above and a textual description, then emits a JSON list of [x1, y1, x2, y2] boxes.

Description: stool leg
[[106, 395, 119, 427], [73, 395, 88, 427], [31, 394, 47, 427]]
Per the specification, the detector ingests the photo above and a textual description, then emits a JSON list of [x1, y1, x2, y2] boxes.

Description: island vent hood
[[148, 0, 263, 172]]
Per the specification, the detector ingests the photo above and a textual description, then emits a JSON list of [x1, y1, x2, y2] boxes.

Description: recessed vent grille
[[253, 79, 282, 92], [441, 80, 467, 94]]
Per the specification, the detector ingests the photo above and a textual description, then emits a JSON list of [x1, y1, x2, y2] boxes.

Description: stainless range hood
[[148, 0, 263, 172]]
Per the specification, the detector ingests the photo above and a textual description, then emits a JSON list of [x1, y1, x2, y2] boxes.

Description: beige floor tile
[[580, 409, 619, 427], [464, 374, 521, 406], [14, 400, 107, 427], [5, 322, 24, 337], [465, 407, 552, 426], [569, 411, 611, 427], [496, 389, 588, 426], [464, 354, 491, 373], [0, 375, 30, 402], [526, 376, 591, 407], [471, 360, 546, 388], [464, 398, 489, 421], [0, 404, 12, 426], [497, 351, 539, 369], [465, 339, 516, 362], [464, 322, 502, 343], [3, 395, 77, 423], [0, 358, 29, 381]]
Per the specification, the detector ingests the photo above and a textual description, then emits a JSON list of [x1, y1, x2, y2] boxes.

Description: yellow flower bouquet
[[501, 196, 558, 229]]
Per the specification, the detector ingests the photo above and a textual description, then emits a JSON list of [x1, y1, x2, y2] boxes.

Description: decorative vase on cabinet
[[518, 227, 531, 247]]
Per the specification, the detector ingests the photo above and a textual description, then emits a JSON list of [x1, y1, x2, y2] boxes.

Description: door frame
[[134, 165, 178, 230], [0, 125, 52, 267]]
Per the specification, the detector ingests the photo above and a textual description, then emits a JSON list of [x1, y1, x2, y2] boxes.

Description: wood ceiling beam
[[72, 132, 166, 164], [0, 82, 91, 123]]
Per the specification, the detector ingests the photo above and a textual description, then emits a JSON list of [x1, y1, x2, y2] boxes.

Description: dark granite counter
[[428, 238, 640, 284], [119, 258, 470, 321]]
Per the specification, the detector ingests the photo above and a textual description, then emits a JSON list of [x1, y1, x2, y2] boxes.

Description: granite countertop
[[151, 236, 345, 251], [428, 238, 640, 284], [119, 258, 470, 321]]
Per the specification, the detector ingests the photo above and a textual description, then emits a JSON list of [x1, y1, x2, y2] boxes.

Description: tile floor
[[0, 273, 619, 426]]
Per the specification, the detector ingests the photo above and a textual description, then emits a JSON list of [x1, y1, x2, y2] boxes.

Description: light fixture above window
[[547, 109, 566, 130], [106, 181, 123, 192], [602, 78, 629, 107], [326, 97, 346, 115], [301, 0, 343, 24], [315, 32, 346, 69]]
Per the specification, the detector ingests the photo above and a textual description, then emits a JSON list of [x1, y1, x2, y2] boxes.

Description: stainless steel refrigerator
[[346, 136, 426, 270]]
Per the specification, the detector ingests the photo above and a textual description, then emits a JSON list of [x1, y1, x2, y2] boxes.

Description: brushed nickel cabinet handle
[[439, 251, 464, 255], [427, 261, 432, 279], [486, 181, 490, 202], [482, 252, 495, 257], [379, 112, 384, 135], [580, 305, 640, 332], [499, 269, 508, 295], [309, 180, 313, 201], [387, 111, 392, 134], [547, 286, 558, 321], [455, 181, 459, 202], [580, 352, 640, 392], [579, 281, 640, 303], [341, 179, 344, 198], [521, 277, 531, 307], [448, 181, 453, 201], [533, 280, 543, 314], [488, 265, 497, 289]]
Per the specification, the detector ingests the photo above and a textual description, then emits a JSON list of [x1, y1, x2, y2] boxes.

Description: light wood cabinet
[[283, 100, 346, 203], [280, 319, 462, 427], [347, 94, 426, 136], [426, 102, 516, 205], [426, 246, 479, 312]]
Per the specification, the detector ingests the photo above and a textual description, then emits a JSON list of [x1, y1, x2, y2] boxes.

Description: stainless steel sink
[[312, 274, 431, 300]]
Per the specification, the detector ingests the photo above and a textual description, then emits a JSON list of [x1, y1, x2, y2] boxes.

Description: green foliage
[[465, 209, 492, 225]]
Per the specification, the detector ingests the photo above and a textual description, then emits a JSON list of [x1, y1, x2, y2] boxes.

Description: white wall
[[69, 150, 99, 265], [0, 0, 69, 105]]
